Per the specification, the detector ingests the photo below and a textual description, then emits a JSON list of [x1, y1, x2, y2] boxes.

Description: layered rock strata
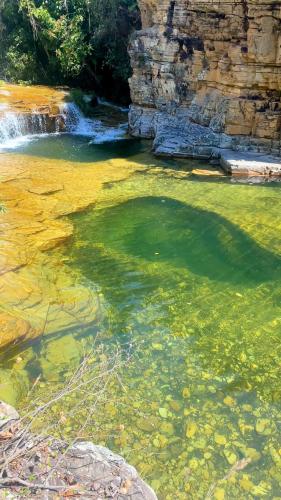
[[0, 84, 67, 136], [129, 0, 281, 172]]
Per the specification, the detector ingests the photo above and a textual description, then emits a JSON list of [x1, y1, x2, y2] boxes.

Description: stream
[[0, 94, 281, 498]]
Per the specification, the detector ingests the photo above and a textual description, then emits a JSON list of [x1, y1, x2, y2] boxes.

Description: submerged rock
[[0, 312, 39, 348], [0, 369, 29, 407], [39, 335, 82, 381], [0, 108, 139, 349]]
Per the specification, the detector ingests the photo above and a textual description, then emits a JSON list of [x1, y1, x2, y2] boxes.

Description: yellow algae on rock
[[182, 387, 191, 398], [214, 488, 225, 500], [34, 220, 73, 251], [214, 434, 227, 446], [0, 84, 67, 116], [255, 418, 271, 435], [0, 312, 39, 347], [0, 145, 141, 348], [223, 396, 236, 407]]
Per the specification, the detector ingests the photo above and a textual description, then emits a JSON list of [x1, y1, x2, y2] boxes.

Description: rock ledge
[[129, 1, 281, 174]]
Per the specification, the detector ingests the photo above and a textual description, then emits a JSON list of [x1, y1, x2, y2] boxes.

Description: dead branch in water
[[0, 341, 136, 497], [205, 457, 252, 499]]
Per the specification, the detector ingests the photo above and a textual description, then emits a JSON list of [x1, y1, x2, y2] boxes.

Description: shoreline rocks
[[219, 150, 281, 177], [0, 401, 157, 499]]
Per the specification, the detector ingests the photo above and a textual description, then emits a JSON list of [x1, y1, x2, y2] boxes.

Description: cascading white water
[[0, 111, 60, 150], [0, 101, 128, 150], [61, 102, 128, 143], [0, 112, 26, 142], [60, 102, 95, 135]]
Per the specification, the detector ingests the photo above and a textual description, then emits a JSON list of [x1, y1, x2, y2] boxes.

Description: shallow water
[[1, 133, 281, 498]]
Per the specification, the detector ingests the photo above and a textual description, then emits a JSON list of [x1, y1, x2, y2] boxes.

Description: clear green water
[[1, 135, 281, 498]]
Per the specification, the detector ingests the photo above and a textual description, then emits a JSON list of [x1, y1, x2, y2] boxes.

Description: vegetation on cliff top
[[0, 0, 139, 103]]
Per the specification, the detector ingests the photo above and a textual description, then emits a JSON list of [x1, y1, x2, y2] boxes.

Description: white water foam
[[0, 90, 11, 97], [0, 112, 27, 143], [61, 102, 128, 143], [0, 101, 128, 151], [97, 97, 129, 113], [90, 123, 128, 144], [0, 111, 61, 150], [0, 132, 57, 151], [0, 134, 34, 151]]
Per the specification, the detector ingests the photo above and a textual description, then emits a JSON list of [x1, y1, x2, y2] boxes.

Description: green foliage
[[69, 88, 96, 116], [56, 14, 89, 76], [5, 28, 38, 83], [0, 0, 139, 99]]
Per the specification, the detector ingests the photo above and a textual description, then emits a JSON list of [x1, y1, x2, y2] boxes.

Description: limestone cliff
[[129, 1, 281, 160]]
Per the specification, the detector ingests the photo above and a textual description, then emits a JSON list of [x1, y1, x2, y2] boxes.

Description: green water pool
[[1, 134, 281, 498]]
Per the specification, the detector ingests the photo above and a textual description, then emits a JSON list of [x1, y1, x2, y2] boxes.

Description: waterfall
[[0, 111, 62, 150], [61, 102, 128, 143], [0, 101, 128, 150], [60, 102, 96, 135]]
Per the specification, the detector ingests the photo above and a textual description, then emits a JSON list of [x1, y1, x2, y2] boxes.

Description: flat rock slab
[[61, 442, 157, 500], [220, 150, 281, 176]]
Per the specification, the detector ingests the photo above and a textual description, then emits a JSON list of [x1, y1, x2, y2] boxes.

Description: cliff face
[[129, 1, 281, 159]]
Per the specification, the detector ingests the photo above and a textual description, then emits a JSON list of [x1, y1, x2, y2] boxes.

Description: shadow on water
[[9, 133, 210, 171], [11, 134, 281, 190], [9, 134, 146, 163], [70, 196, 281, 288]]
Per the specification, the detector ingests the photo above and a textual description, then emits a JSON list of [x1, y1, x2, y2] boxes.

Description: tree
[[0, 0, 140, 102]]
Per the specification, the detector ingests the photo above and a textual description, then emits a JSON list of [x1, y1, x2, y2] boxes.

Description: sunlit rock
[[0, 312, 39, 347], [129, 1, 281, 171], [0, 401, 19, 428], [220, 150, 281, 176], [0, 84, 68, 135]]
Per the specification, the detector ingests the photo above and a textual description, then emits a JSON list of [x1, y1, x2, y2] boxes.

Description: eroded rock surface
[[129, 1, 281, 170], [0, 84, 68, 136]]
